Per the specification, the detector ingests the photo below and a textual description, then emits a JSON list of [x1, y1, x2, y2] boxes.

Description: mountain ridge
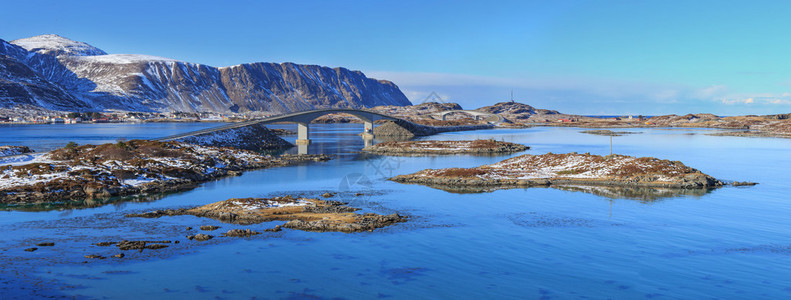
[[0, 34, 411, 113]]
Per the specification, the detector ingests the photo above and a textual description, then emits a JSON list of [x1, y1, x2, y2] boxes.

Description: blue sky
[[2, 0, 791, 115]]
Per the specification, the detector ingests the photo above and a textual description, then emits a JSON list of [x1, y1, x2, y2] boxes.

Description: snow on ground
[[419, 153, 687, 182], [73, 54, 178, 64], [230, 198, 312, 210], [0, 142, 274, 192], [0, 165, 70, 190], [0, 146, 33, 157], [10, 34, 107, 56], [0, 153, 54, 166], [122, 176, 156, 186]]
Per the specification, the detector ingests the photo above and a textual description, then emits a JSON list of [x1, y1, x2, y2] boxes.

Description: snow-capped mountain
[[0, 34, 411, 113], [11, 34, 107, 57]]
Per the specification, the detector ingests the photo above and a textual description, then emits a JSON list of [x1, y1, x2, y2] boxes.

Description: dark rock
[[265, 225, 283, 232], [731, 181, 758, 186], [222, 229, 261, 237], [35, 242, 55, 247], [189, 234, 213, 241], [321, 192, 335, 198], [113, 253, 125, 258], [24, 248, 38, 252], [283, 213, 407, 233], [199, 225, 220, 231], [84, 254, 106, 259], [116, 240, 172, 252]]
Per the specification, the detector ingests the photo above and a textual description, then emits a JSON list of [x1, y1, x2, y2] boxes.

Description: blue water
[[1, 124, 790, 299]]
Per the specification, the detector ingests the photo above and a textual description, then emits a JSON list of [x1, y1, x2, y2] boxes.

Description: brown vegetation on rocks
[[391, 152, 734, 190], [0, 140, 331, 205], [363, 139, 529, 155], [126, 196, 407, 233]]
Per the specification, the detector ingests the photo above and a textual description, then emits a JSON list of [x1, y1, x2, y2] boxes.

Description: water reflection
[[0, 192, 174, 212], [407, 183, 716, 201]]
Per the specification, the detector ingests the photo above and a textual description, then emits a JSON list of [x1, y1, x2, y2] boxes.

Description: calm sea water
[[1, 123, 790, 299]]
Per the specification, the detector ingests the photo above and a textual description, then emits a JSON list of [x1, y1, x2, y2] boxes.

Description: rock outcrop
[[391, 152, 731, 191], [373, 119, 494, 138], [172, 123, 292, 151], [126, 196, 407, 233], [363, 140, 529, 155], [0, 146, 34, 157], [0, 140, 331, 205]]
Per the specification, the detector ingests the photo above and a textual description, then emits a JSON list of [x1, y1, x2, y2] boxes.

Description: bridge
[[431, 110, 505, 123], [156, 108, 400, 145]]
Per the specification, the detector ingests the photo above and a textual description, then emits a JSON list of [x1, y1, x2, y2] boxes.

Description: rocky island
[[391, 152, 741, 192], [126, 196, 407, 233], [363, 139, 529, 155], [0, 140, 330, 205]]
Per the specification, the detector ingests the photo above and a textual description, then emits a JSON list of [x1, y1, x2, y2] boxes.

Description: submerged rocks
[[35, 242, 55, 247], [94, 240, 172, 252], [222, 229, 260, 237], [199, 225, 220, 231], [188, 234, 213, 241], [363, 139, 529, 155]]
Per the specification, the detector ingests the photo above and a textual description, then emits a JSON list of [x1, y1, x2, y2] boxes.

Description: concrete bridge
[[431, 110, 505, 123], [157, 108, 400, 145]]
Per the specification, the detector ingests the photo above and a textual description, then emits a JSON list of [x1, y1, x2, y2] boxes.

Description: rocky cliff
[[0, 34, 411, 113]]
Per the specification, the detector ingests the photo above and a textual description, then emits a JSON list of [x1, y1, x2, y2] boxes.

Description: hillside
[[0, 34, 411, 113]]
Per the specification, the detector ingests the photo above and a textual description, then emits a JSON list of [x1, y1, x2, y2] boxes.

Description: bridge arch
[[157, 108, 401, 145]]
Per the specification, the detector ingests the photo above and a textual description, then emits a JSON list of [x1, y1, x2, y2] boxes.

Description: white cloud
[[366, 70, 791, 114], [367, 70, 689, 102], [694, 85, 729, 98]]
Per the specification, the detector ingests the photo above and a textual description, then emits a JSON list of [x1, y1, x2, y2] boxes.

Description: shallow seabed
[[1, 124, 790, 299]]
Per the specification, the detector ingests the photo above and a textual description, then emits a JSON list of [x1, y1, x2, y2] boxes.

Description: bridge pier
[[361, 121, 374, 139], [297, 144, 309, 155], [296, 123, 311, 145], [363, 135, 374, 148]]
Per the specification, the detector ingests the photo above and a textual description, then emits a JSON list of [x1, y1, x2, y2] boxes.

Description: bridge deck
[[156, 108, 399, 141]]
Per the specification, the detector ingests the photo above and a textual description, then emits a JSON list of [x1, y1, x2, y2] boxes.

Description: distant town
[[0, 111, 257, 124]]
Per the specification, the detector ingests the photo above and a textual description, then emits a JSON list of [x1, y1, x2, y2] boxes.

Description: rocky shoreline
[[126, 196, 407, 233], [580, 130, 642, 136], [363, 139, 529, 155], [0, 140, 330, 205], [391, 152, 752, 192], [0, 145, 34, 157]]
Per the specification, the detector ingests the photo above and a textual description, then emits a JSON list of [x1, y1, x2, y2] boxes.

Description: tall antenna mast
[[510, 90, 514, 102]]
